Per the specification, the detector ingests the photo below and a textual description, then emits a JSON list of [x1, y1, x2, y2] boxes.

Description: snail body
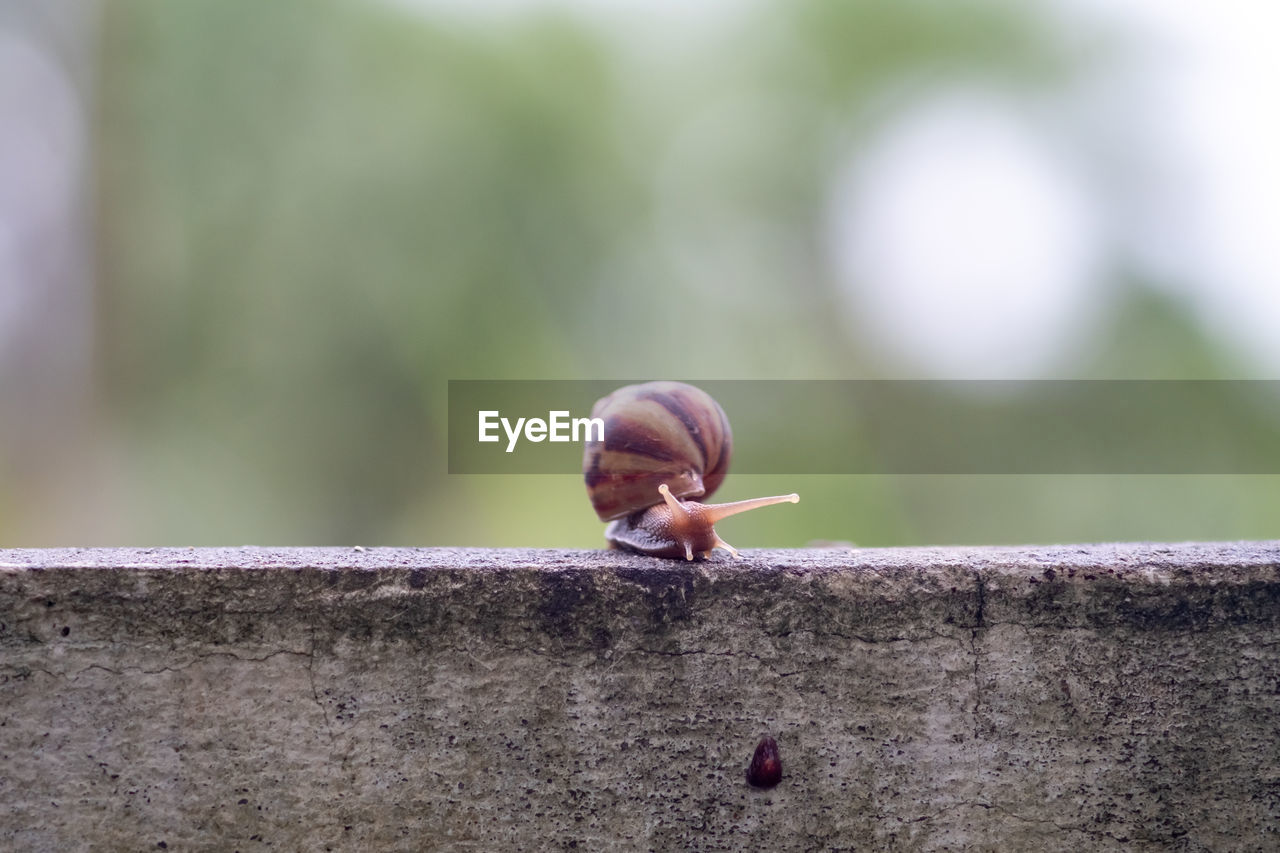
[[583, 381, 798, 560]]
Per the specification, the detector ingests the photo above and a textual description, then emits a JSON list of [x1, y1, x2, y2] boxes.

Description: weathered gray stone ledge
[[1, 542, 1278, 851]]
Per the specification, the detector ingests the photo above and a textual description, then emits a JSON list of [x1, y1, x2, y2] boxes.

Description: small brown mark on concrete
[[747, 735, 782, 788]]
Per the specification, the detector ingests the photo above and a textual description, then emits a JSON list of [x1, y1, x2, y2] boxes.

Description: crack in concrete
[[8, 649, 313, 680], [793, 628, 961, 645], [984, 802, 1132, 843], [970, 570, 987, 741], [897, 800, 1131, 843], [306, 620, 336, 749], [628, 645, 809, 681], [632, 647, 738, 659]]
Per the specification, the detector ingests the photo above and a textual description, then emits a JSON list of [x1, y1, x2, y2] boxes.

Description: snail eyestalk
[[658, 483, 688, 517]]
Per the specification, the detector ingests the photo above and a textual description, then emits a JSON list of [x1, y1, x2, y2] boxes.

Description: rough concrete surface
[[1, 543, 1278, 851]]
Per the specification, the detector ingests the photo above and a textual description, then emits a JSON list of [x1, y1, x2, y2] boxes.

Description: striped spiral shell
[[582, 381, 732, 522]]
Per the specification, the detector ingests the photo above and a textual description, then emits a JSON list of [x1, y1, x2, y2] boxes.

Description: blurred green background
[[1, 0, 1277, 548]]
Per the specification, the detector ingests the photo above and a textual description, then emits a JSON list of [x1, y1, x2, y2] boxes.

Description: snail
[[582, 381, 798, 560]]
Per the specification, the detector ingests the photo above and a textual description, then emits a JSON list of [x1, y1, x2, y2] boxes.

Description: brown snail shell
[[583, 381, 731, 522], [583, 381, 798, 560]]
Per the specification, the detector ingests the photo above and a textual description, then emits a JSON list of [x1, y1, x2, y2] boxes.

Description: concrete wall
[[1, 543, 1278, 851]]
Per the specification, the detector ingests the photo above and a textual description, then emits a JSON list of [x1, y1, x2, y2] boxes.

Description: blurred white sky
[[0, 31, 82, 345], [1106, 0, 1280, 374], [388, 0, 1280, 378], [0, 24, 90, 407], [827, 0, 1280, 376], [827, 92, 1105, 378]]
